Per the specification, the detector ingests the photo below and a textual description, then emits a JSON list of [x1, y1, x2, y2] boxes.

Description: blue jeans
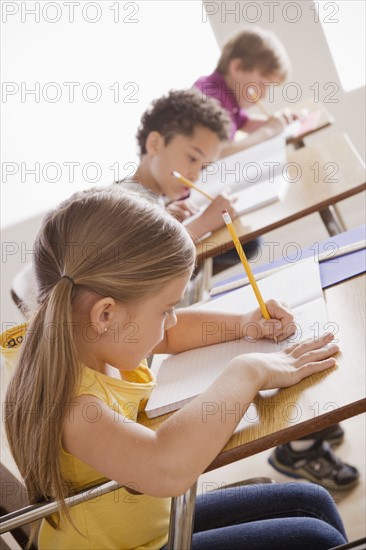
[[213, 238, 263, 267], [162, 482, 347, 550]]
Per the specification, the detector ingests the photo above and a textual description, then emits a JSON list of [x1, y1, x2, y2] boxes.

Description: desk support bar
[[319, 206, 347, 236], [167, 482, 197, 550]]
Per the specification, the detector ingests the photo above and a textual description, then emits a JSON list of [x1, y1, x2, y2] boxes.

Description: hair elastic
[[61, 275, 75, 285]]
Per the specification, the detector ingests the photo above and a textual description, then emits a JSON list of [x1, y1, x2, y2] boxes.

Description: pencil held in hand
[[172, 171, 214, 202], [222, 209, 271, 321], [248, 86, 270, 118]]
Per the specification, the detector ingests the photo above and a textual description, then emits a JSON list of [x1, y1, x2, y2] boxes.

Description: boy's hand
[[200, 193, 238, 233], [274, 107, 300, 125], [167, 199, 199, 222], [245, 299, 296, 342]]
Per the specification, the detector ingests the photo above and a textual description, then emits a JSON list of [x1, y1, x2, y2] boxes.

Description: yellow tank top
[[0, 325, 171, 550]]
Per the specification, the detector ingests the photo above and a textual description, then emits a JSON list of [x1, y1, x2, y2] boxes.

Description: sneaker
[[300, 424, 345, 447], [268, 440, 359, 491]]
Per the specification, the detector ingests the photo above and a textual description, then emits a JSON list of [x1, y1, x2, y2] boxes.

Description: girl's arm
[[152, 300, 295, 355], [62, 334, 338, 498]]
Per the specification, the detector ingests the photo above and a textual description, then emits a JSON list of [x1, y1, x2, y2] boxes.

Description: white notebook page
[[190, 133, 287, 208], [146, 259, 325, 418]]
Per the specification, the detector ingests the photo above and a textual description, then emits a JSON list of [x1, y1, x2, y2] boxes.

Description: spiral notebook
[[146, 258, 327, 418]]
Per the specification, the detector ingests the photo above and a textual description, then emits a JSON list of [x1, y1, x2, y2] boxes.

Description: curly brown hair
[[136, 89, 231, 156]]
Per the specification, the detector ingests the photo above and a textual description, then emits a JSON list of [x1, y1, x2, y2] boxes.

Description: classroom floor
[[200, 195, 366, 541]]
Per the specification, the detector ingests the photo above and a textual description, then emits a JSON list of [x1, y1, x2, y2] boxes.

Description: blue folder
[[212, 225, 366, 297]]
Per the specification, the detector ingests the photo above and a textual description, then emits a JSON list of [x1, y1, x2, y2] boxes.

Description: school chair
[[0, 464, 36, 550], [0, 473, 274, 549], [1, 474, 364, 550], [10, 264, 38, 318]]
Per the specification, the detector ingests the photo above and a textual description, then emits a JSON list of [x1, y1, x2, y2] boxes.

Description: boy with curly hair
[[120, 88, 238, 240]]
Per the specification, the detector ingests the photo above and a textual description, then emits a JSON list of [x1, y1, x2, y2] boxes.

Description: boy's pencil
[[222, 209, 271, 321], [172, 171, 214, 202], [248, 86, 271, 118]]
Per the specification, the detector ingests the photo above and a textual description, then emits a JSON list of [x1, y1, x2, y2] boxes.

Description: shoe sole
[[268, 454, 359, 492]]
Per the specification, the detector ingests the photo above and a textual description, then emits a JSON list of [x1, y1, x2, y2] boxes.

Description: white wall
[[1, 1, 220, 228], [1, 0, 220, 327], [205, 0, 366, 156]]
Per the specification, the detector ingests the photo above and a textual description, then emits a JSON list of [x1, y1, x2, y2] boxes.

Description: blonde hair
[[216, 27, 290, 80], [5, 185, 195, 532]]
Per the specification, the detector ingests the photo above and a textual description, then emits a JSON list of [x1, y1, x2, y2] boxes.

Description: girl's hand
[[240, 332, 339, 391], [167, 199, 199, 222], [246, 299, 296, 342]]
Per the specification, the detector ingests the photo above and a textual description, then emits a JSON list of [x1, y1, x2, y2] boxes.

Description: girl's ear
[[145, 131, 165, 156], [89, 297, 119, 334]]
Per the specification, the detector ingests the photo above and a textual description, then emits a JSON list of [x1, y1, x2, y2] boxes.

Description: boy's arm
[[152, 301, 295, 355]]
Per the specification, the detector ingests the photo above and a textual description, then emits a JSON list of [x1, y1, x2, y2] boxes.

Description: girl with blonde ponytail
[[4, 185, 347, 549]]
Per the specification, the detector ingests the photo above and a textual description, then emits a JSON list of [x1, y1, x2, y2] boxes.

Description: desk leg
[[332, 205, 347, 232], [167, 481, 197, 550], [292, 138, 305, 149], [319, 206, 347, 236]]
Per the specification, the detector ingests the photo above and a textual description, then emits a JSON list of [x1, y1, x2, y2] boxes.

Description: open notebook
[[188, 133, 287, 217], [146, 258, 328, 419]]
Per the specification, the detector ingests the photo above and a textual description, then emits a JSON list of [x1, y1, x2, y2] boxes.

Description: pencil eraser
[[222, 210, 231, 224]]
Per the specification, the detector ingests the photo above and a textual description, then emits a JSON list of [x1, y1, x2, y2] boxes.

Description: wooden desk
[[140, 273, 366, 549], [287, 98, 334, 149], [196, 133, 366, 263]]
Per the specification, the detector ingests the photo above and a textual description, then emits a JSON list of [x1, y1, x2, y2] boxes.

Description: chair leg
[[0, 465, 37, 550]]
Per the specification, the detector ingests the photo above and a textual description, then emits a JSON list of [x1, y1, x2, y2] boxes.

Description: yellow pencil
[[248, 86, 271, 118], [222, 209, 271, 320], [172, 171, 214, 202]]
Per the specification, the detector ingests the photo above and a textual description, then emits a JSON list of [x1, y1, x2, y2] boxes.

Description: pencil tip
[[222, 209, 228, 215], [172, 171, 179, 178]]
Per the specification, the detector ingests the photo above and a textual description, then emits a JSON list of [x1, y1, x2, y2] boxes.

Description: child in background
[[194, 26, 297, 157], [119, 89, 238, 240], [4, 185, 347, 549]]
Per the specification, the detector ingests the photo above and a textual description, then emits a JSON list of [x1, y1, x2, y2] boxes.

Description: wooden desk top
[[196, 133, 366, 262], [139, 274, 366, 472]]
